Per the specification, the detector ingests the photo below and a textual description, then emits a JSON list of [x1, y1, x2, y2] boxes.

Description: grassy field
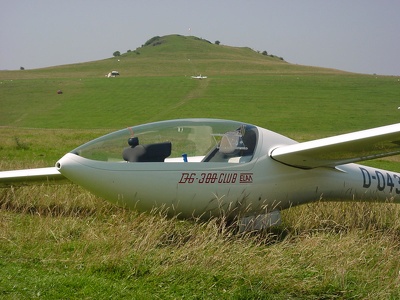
[[1, 35, 400, 299]]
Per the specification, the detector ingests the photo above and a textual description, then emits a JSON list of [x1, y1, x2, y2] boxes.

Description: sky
[[1, 0, 399, 75]]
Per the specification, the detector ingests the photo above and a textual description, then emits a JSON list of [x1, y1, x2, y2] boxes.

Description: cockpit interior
[[70, 119, 258, 163]]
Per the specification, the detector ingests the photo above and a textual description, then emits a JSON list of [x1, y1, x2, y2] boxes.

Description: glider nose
[[56, 153, 95, 184], [55, 153, 83, 181], [55, 153, 110, 198], [55, 155, 69, 173]]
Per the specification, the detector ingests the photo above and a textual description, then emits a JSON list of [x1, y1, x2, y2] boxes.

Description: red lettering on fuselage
[[218, 173, 237, 183], [240, 173, 253, 183]]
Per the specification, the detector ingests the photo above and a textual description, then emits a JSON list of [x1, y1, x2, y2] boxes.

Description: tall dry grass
[[1, 183, 400, 298]]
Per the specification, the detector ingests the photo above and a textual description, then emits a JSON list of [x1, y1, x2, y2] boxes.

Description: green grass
[[1, 34, 400, 299], [2, 75, 399, 133]]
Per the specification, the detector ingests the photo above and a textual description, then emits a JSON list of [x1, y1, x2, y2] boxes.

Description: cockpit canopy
[[71, 119, 258, 163]]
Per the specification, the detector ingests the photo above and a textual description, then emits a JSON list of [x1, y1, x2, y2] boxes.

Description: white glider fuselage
[[55, 123, 400, 220], [2, 119, 400, 223]]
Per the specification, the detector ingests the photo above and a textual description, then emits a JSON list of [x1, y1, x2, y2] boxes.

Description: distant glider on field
[[106, 71, 119, 78], [1, 119, 400, 230], [191, 75, 207, 79]]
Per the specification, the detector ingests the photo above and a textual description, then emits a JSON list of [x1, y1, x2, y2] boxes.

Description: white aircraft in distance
[[2, 118, 400, 230], [191, 75, 207, 79]]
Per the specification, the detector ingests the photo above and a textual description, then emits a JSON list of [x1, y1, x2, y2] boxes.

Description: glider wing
[[270, 123, 400, 168], [0, 167, 67, 187]]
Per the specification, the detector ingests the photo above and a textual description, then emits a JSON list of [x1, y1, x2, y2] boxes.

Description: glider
[[1, 119, 400, 230], [191, 75, 207, 79]]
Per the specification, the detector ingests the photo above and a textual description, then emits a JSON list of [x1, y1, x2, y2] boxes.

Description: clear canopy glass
[[70, 119, 258, 163]]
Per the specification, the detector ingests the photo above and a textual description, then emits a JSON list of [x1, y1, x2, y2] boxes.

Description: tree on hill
[[215, 40, 220, 45], [113, 51, 121, 57], [144, 36, 162, 47]]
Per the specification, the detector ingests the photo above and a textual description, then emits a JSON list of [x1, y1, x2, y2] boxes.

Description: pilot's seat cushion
[[123, 142, 172, 162]]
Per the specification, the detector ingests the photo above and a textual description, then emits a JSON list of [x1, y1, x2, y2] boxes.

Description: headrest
[[128, 137, 139, 147]]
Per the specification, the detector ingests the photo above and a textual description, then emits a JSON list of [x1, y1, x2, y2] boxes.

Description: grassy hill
[[1, 34, 398, 133], [1, 35, 400, 299], [0, 34, 344, 79]]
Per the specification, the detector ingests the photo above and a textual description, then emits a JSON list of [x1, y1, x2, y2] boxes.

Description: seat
[[123, 142, 172, 162], [240, 127, 257, 156], [202, 126, 258, 163]]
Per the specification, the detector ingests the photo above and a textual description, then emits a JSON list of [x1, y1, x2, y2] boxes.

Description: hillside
[[0, 34, 398, 133], [0, 34, 346, 79]]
